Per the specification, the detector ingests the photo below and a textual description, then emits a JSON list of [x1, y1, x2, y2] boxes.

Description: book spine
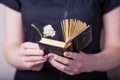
[[38, 43, 72, 56]]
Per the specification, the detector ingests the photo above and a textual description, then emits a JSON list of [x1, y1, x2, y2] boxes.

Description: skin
[[3, 5, 120, 75], [3, 6, 48, 71]]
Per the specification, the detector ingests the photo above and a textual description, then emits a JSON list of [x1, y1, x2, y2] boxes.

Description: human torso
[[15, 0, 108, 80]]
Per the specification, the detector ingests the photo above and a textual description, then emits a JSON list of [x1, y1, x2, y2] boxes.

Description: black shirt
[[0, 0, 120, 80]]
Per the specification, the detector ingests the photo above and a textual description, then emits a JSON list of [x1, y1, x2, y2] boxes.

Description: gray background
[[0, 3, 120, 80]]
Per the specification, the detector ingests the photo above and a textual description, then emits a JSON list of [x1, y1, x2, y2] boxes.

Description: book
[[38, 38, 72, 55], [32, 19, 92, 56]]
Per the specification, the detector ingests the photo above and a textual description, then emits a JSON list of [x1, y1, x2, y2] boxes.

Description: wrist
[[89, 49, 119, 72], [82, 52, 108, 72]]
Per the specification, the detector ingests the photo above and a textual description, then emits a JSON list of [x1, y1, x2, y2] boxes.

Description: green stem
[[31, 24, 43, 38]]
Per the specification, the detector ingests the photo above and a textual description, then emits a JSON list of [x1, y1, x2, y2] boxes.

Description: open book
[[32, 19, 92, 55]]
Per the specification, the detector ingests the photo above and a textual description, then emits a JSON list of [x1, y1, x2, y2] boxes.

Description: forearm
[[91, 46, 120, 71], [3, 44, 24, 69], [93, 6, 120, 71]]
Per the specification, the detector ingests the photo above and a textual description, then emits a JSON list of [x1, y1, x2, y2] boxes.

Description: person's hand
[[18, 42, 48, 71], [48, 51, 94, 75]]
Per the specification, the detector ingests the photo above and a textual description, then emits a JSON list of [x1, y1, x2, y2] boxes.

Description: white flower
[[43, 24, 56, 37]]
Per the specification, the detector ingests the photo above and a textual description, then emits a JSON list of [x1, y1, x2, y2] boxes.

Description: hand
[[19, 42, 48, 71], [48, 51, 94, 75]]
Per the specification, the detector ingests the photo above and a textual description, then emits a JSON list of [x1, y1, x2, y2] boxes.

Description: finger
[[20, 49, 44, 56], [59, 63, 81, 75], [21, 55, 48, 62], [62, 69, 76, 76], [48, 57, 75, 75], [21, 42, 39, 49], [23, 61, 45, 70], [48, 53, 73, 65], [63, 52, 79, 59], [48, 56, 67, 71], [31, 64, 44, 71]]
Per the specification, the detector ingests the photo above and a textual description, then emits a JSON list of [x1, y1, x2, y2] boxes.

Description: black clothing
[[0, 0, 120, 80]]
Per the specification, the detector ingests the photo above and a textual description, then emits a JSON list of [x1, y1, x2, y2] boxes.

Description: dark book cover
[[38, 26, 92, 56]]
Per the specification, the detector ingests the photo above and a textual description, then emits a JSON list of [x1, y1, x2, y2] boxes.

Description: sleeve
[[0, 0, 21, 12], [102, 0, 120, 14]]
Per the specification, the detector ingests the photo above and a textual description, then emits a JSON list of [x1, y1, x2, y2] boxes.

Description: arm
[[48, 6, 120, 75], [3, 6, 47, 71], [3, 5, 23, 68], [92, 6, 120, 71]]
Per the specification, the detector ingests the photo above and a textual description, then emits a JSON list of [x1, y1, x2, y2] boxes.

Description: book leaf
[[61, 19, 88, 42]]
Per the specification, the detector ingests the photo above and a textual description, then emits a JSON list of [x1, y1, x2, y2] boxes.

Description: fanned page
[[61, 19, 89, 42]]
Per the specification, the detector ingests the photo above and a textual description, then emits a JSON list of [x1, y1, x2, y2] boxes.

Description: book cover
[[31, 19, 92, 56]]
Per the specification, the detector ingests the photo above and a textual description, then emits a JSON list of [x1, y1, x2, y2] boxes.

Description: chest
[[20, 0, 102, 25]]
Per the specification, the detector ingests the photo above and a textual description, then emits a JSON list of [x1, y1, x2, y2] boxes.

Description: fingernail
[[48, 54, 54, 58], [64, 52, 69, 56]]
